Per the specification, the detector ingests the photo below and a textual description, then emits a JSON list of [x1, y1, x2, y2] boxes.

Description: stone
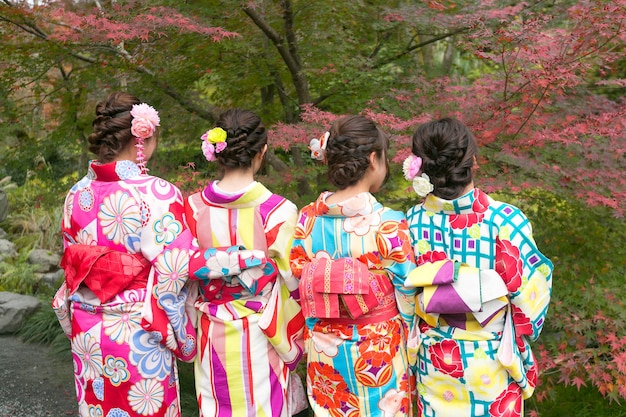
[[39, 269, 64, 289], [0, 239, 17, 262], [0, 292, 41, 334], [27, 249, 61, 273]]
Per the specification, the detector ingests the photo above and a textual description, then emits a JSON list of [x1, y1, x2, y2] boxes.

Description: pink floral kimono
[[52, 160, 197, 417]]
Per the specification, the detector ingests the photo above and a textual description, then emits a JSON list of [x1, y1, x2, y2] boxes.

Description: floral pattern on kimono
[[406, 188, 553, 417], [290, 191, 417, 417], [52, 160, 197, 417]]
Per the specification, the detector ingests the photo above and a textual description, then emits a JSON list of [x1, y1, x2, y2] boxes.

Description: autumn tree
[[1, 0, 625, 408]]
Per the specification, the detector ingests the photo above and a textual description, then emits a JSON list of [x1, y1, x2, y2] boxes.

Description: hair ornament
[[403, 154, 433, 197], [309, 131, 330, 161], [412, 173, 434, 197], [201, 127, 228, 162], [402, 154, 422, 181], [130, 103, 160, 173]]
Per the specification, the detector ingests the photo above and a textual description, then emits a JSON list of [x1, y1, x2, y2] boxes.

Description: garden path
[[0, 335, 77, 417]]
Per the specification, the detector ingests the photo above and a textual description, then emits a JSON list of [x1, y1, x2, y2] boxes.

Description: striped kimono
[[52, 160, 197, 417], [290, 191, 417, 417], [405, 188, 553, 417], [184, 181, 299, 417]]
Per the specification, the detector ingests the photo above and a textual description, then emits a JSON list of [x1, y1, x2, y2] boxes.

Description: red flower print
[[526, 362, 538, 388], [511, 304, 533, 336], [416, 250, 448, 266], [489, 382, 522, 417], [358, 252, 383, 269], [399, 373, 413, 413], [495, 238, 523, 292], [429, 340, 464, 378], [354, 356, 393, 387], [419, 320, 433, 333], [289, 245, 310, 278], [449, 213, 483, 229], [472, 189, 490, 214], [313, 198, 330, 216], [358, 323, 399, 367], [308, 362, 350, 408]]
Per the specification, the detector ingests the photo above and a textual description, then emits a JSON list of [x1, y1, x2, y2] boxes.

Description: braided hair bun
[[325, 115, 388, 189], [214, 109, 267, 169], [411, 117, 478, 199], [87, 92, 141, 162]]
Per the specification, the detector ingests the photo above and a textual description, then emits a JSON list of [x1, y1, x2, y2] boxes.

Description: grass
[[529, 384, 625, 417]]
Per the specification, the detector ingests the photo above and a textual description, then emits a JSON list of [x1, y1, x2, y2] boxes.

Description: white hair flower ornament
[[403, 154, 434, 197], [309, 131, 330, 161]]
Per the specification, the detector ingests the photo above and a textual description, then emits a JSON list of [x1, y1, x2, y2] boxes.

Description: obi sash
[[300, 257, 398, 323], [189, 245, 277, 304], [61, 244, 151, 303], [404, 260, 509, 326]]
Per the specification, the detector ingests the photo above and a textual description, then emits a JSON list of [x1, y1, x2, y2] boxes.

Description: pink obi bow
[[300, 257, 392, 320], [61, 244, 151, 303]]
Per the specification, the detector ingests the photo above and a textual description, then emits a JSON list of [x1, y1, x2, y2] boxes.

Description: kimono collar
[[87, 160, 143, 181], [422, 188, 491, 215], [315, 191, 382, 217], [201, 180, 271, 208]]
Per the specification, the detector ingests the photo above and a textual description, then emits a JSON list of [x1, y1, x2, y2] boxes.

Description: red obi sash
[[61, 244, 151, 303], [300, 257, 398, 323]]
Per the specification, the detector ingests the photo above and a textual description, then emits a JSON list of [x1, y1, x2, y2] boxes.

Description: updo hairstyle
[[214, 109, 267, 169], [88, 92, 146, 163], [411, 117, 478, 199], [325, 115, 389, 189]]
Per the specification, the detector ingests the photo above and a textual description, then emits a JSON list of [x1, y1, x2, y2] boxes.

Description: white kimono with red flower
[[52, 160, 197, 417], [405, 188, 553, 417]]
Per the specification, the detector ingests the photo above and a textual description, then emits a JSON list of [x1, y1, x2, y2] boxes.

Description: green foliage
[[178, 361, 200, 417], [0, 260, 48, 295], [18, 306, 66, 346], [527, 384, 626, 417]]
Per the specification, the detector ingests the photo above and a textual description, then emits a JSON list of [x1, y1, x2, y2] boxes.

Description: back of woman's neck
[[216, 169, 255, 193], [325, 184, 370, 205]]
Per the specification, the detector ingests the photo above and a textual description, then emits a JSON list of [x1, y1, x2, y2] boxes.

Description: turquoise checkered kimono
[[405, 188, 553, 417]]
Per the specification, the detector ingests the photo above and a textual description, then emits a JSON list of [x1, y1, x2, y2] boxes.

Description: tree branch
[[243, 3, 311, 106]]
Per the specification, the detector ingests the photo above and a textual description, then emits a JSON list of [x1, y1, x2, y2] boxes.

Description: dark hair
[[325, 115, 389, 189], [411, 117, 478, 199], [214, 109, 267, 169], [88, 92, 158, 163]]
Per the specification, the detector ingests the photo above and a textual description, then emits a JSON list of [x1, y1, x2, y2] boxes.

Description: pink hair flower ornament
[[130, 103, 160, 173], [309, 131, 330, 161], [201, 127, 228, 162], [402, 155, 422, 181], [403, 154, 434, 197], [130, 103, 160, 139]]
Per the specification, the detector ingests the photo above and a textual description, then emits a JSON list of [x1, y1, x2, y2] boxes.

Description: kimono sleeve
[[289, 207, 314, 282], [266, 199, 299, 295], [376, 209, 417, 328], [495, 205, 553, 342], [139, 179, 197, 361]]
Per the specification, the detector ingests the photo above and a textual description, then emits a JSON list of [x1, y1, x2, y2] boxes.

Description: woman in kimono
[[184, 109, 303, 417], [403, 117, 553, 416], [52, 92, 197, 417], [290, 115, 417, 417]]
